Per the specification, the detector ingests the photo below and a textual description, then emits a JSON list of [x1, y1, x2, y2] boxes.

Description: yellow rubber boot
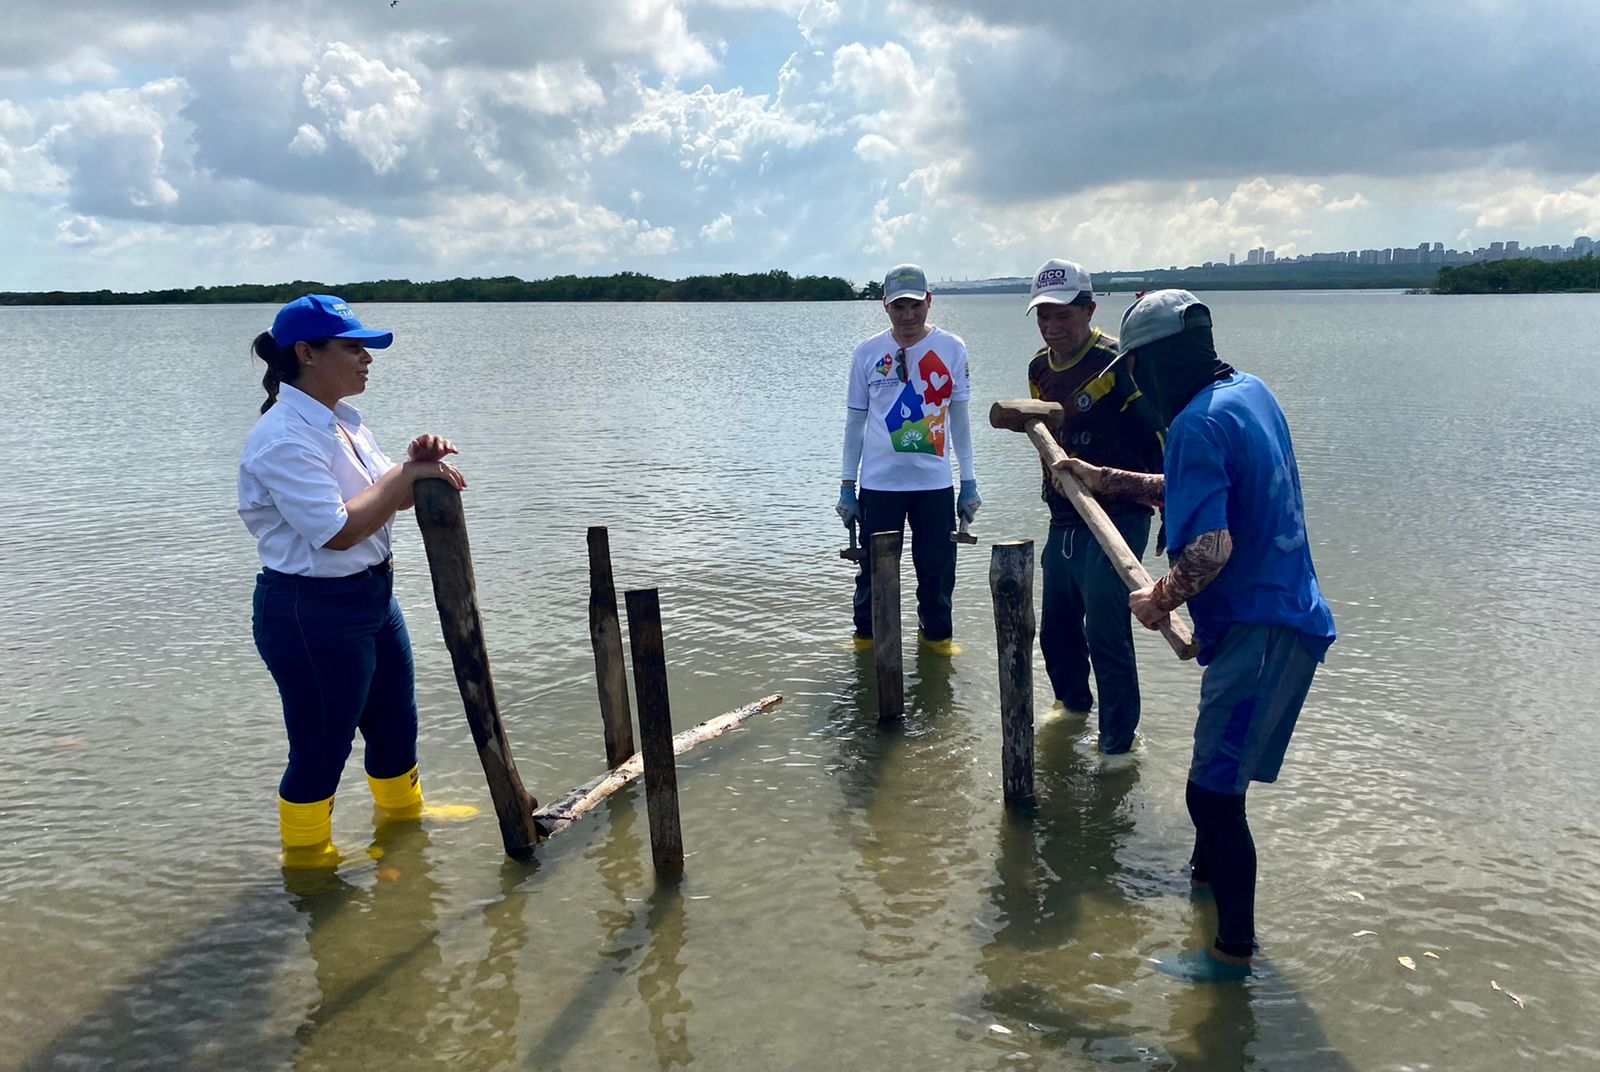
[[279, 795, 341, 869], [368, 766, 423, 821]]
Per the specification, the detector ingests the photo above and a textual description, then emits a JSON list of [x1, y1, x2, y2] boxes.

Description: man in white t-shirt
[[837, 263, 980, 653]]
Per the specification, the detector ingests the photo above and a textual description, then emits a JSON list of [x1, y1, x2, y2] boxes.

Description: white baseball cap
[[1025, 258, 1094, 314]]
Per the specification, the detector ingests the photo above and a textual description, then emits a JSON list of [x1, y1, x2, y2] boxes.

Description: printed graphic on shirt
[[874, 353, 895, 378], [1271, 460, 1309, 552], [917, 350, 954, 409], [886, 382, 946, 456]]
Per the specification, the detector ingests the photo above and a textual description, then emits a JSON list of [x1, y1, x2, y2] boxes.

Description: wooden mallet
[[989, 399, 1200, 661]]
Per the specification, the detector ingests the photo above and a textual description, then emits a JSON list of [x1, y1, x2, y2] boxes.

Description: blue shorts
[[1189, 624, 1319, 795]]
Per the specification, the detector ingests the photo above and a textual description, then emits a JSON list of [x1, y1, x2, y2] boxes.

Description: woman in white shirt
[[238, 294, 466, 868]]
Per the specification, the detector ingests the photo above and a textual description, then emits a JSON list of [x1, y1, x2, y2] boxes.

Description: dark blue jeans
[[1039, 513, 1150, 753], [252, 568, 419, 803], [852, 486, 957, 641]]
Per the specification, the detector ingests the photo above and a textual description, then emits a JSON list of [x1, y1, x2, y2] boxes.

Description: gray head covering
[[1117, 290, 1232, 425]]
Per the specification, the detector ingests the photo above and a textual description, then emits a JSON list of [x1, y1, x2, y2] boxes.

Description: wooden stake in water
[[624, 587, 684, 879], [989, 540, 1036, 809], [412, 479, 541, 859], [587, 526, 636, 768], [869, 530, 904, 722]]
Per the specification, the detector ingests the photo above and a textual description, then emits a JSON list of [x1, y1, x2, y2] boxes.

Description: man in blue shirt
[[1057, 290, 1335, 981]]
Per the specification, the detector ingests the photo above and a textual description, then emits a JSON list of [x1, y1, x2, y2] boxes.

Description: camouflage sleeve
[[1096, 467, 1165, 508], [1150, 529, 1232, 613]]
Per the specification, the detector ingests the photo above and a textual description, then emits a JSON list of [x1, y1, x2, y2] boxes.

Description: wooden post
[[990, 541, 1036, 809], [412, 479, 541, 860], [623, 587, 684, 878], [869, 530, 904, 722], [587, 526, 635, 768]]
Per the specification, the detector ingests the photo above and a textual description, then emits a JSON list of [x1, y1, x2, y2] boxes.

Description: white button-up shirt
[[238, 383, 400, 576]]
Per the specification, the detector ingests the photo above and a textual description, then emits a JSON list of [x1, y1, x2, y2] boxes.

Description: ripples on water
[[2, 294, 1599, 1070]]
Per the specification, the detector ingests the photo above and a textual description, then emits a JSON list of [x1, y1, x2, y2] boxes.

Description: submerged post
[[413, 479, 541, 860], [990, 540, 1036, 809], [624, 587, 684, 879], [869, 530, 904, 722], [588, 526, 636, 768]]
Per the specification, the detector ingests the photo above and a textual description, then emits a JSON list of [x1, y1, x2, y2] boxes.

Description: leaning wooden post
[[990, 541, 1036, 810], [623, 587, 684, 878], [412, 479, 541, 860], [587, 526, 636, 768], [869, 530, 904, 722]]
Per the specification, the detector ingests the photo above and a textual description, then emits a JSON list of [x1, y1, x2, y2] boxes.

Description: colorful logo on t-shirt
[[917, 349, 954, 408], [885, 382, 945, 456], [874, 353, 895, 379]]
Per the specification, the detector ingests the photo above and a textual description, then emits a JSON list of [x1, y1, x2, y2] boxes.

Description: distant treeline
[[1433, 255, 1600, 294], [0, 270, 866, 306]]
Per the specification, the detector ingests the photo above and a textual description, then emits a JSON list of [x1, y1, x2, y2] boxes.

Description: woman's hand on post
[[405, 458, 468, 491], [407, 434, 458, 463], [1053, 456, 1104, 493]]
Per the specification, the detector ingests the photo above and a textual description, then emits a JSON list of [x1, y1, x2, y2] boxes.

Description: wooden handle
[[1021, 420, 1200, 661]]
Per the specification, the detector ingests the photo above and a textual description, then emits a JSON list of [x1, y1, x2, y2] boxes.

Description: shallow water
[[2, 292, 1598, 1070]]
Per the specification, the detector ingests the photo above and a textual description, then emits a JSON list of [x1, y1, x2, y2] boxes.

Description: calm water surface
[[2, 292, 1598, 1071]]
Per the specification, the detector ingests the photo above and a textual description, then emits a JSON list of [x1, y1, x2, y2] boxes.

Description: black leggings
[[1186, 779, 1257, 959]]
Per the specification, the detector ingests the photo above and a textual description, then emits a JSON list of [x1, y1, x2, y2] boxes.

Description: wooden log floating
[[869, 530, 904, 722], [533, 694, 783, 839], [412, 478, 542, 860], [989, 399, 1200, 660], [989, 541, 1037, 810], [624, 587, 685, 878], [587, 526, 636, 768]]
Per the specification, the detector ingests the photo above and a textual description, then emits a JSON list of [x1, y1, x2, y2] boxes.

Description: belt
[[264, 556, 393, 582], [347, 556, 394, 578]]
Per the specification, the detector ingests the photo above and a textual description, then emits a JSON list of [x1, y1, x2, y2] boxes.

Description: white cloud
[[598, 78, 826, 173], [797, 0, 840, 44], [54, 214, 104, 245], [828, 41, 916, 104], [287, 124, 327, 157], [301, 43, 428, 175], [486, 61, 606, 116], [633, 224, 677, 254], [852, 133, 895, 163], [865, 196, 919, 254], [700, 211, 735, 242], [1465, 174, 1600, 237], [41, 78, 188, 213], [1326, 193, 1370, 213]]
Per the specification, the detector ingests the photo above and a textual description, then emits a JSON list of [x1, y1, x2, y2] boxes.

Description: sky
[[1, 0, 1597, 291]]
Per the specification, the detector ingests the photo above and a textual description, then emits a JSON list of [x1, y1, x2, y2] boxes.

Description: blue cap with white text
[[271, 294, 394, 350]]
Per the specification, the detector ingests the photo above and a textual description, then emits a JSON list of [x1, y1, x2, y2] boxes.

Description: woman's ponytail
[[252, 331, 299, 414]]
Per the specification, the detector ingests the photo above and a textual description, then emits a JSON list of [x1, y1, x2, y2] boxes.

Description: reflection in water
[[529, 794, 694, 1071], [287, 816, 540, 1070], [287, 819, 451, 1070], [20, 885, 305, 1071], [977, 714, 1149, 1064], [828, 643, 977, 991], [1160, 947, 1359, 1072], [638, 885, 693, 1068]]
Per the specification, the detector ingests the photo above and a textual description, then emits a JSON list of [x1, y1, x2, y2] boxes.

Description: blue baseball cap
[[271, 294, 394, 350]]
